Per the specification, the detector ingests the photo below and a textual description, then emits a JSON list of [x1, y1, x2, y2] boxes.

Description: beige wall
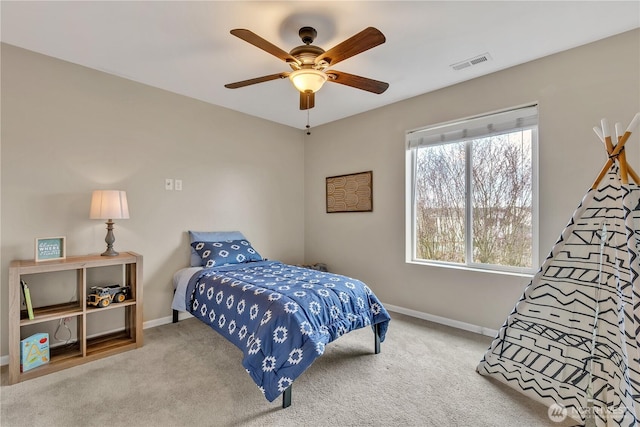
[[304, 29, 640, 330], [2, 29, 639, 359], [0, 44, 305, 356]]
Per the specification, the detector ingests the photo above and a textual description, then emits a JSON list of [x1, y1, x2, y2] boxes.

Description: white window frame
[[405, 104, 539, 275]]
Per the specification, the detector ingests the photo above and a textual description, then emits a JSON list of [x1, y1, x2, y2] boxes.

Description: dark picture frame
[[326, 171, 373, 213]]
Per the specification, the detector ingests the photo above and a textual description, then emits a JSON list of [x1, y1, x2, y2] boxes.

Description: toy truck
[[87, 285, 130, 308]]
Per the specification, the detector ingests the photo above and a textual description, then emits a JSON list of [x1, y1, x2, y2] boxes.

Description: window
[[405, 105, 538, 274]]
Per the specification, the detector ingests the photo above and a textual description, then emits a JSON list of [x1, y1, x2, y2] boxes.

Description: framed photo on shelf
[[35, 236, 66, 262]]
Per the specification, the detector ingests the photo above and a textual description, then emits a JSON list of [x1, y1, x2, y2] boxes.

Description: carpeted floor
[[1, 312, 577, 426]]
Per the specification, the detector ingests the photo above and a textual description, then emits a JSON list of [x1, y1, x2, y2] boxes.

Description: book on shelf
[[20, 280, 34, 320], [21, 333, 49, 372]]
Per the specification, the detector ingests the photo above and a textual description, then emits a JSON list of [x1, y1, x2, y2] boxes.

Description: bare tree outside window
[[414, 129, 534, 269], [415, 142, 466, 262]]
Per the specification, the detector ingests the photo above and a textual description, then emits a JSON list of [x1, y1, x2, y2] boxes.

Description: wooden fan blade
[[230, 29, 300, 65], [326, 70, 389, 94], [300, 92, 315, 110], [315, 27, 385, 67], [225, 73, 289, 89]]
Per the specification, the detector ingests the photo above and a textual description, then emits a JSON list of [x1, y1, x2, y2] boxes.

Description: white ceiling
[[2, 1, 639, 130]]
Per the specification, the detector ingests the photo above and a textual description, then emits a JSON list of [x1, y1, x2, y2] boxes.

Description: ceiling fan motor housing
[[298, 27, 317, 45], [289, 44, 325, 69]]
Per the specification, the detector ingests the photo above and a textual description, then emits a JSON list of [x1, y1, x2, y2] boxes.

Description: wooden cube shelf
[[8, 252, 143, 384]]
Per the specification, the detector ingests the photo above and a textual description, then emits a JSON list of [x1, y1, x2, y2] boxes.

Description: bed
[[171, 231, 391, 408]]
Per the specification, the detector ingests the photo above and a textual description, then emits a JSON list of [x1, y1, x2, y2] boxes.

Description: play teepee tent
[[477, 114, 640, 427]]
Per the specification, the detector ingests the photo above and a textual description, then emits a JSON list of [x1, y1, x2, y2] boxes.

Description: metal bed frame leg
[[282, 386, 292, 408], [172, 289, 179, 323], [280, 322, 379, 410], [171, 289, 178, 323]]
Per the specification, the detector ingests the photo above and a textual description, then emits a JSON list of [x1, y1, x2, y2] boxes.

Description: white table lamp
[[90, 190, 129, 256]]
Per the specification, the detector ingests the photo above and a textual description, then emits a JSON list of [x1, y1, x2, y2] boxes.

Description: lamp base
[[101, 248, 120, 257], [101, 219, 119, 256]]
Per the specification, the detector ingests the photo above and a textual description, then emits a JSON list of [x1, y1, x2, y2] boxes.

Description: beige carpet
[[1, 312, 577, 426]]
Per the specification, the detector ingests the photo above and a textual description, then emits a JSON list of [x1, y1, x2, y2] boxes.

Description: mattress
[[171, 266, 202, 312]]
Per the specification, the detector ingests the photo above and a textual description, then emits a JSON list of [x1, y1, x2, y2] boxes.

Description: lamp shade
[[90, 190, 129, 220], [289, 69, 328, 93]]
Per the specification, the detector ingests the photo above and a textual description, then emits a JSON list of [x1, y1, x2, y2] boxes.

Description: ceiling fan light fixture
[[289, 69, 328, 93]]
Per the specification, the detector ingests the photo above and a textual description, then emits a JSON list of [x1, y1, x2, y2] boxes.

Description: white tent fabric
[[477, 166, 640, 427]]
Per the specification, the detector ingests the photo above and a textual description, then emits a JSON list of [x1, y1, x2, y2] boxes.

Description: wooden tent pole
[[591, 159, 614, 190], [618, 139, 630, 185], [590, 113, 639, 189], [602, 119, 615, 153], [615, 123, 629, 184], [626, 162, 640, 184]]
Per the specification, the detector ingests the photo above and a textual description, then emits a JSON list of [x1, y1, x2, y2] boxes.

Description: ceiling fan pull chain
[[306, 94, 312, 135]]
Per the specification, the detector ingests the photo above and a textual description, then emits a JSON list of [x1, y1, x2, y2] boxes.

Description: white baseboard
[[149, 307, 499, 338], [383, 303, 499, 338], [143, 311, 193, 329], [1, 306, 495, 366]]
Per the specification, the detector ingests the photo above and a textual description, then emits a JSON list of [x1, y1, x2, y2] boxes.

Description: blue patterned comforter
[[185, 260, 390, 402]]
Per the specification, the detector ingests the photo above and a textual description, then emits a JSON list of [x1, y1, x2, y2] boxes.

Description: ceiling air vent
[[450, 53, 492, 71]]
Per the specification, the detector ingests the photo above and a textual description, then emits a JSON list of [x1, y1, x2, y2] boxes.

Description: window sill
[[406, 259, 535, 278]]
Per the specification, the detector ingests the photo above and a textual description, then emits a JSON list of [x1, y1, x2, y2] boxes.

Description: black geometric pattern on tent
[[477, 114, 640, 427]]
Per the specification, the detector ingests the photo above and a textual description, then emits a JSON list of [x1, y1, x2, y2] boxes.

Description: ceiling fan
[[224, 26, 389, 110]]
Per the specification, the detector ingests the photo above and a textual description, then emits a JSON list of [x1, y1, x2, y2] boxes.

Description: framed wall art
[[35, 236, 66, 262], [326, 171, 373, 213]]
